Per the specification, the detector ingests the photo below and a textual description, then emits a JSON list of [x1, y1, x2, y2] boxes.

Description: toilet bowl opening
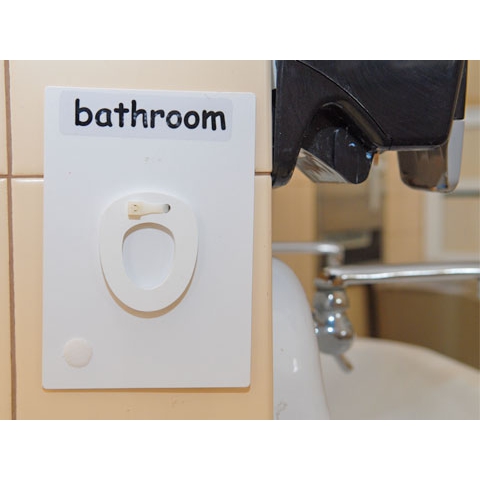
[[122, 222, 175, 290]]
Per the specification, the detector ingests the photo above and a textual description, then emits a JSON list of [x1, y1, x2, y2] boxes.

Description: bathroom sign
[[43, 87, 256, 389], [59, 90, 233, 141]]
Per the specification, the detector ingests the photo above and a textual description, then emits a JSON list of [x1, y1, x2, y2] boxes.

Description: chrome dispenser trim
[[398, 119, 465, 193]]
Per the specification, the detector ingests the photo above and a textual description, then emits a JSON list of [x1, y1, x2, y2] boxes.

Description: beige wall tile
[[9, 60, 272, 176], [466, 60, 480, 106], [382, 230, 424, 264], [382, 151, 405, 193], [383, 188, 424, 235], [272, 169, 318, 302], [12, 176, 272, 419], [0, 180, 11, 419], [272, 170, 317, 242], [443, 196, 480, 253], [0, 62, 7, 175], [382, 155, 425, 262], [460, 128, 480, 179]]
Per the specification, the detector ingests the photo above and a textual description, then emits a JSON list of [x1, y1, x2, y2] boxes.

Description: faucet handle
[[317, 262, 480, 287]]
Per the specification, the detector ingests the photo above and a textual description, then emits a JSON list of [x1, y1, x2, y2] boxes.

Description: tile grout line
[[4, 60, 17, 420], [1, 174, 44, 179]]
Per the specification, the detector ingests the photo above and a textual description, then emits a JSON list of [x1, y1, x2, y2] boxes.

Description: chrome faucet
[[273, 242, 480, 371], [315, 261, 480, 368]]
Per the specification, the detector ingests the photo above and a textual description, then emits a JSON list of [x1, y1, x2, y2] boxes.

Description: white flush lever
[[128, 201, 171, 218]]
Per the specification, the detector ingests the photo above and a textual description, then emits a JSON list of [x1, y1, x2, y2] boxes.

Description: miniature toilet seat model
[[99, 192, 198, 313]]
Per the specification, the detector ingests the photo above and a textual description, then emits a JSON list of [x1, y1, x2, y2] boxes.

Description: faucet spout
[[273, 243, 480, 369], [313, 261, 480, 363]]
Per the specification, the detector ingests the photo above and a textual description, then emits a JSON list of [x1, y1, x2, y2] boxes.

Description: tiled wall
[[1, 62, 12, 419], [272, 169, 318, 302], [382, 150, 425, 263], [0, 62, 6, 175], [0, 179, 11, 419], [2, 61, 273, 419]]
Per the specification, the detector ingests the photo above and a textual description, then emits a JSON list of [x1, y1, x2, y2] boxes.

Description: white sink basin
[[320, 337, 480, 420], [272, 258, 479, 420]]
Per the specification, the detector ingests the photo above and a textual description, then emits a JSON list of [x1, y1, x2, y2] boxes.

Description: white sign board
[[43, 87, 256, 389]]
